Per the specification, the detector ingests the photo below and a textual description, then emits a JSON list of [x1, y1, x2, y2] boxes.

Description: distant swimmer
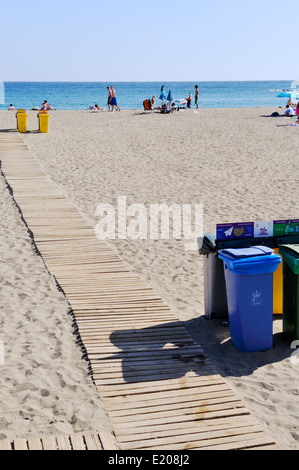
[[8, 104, 15, 110]]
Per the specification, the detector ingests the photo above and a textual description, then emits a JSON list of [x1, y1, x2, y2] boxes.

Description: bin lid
[[220, 245, 273, 260], [278, 244, 299, 256], [197, 233, 216, 254], [218, 245, 280, 275], [278, 244, 299, 274]]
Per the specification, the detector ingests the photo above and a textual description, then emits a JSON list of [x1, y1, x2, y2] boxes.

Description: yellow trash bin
[[16, 109, 28, 133], [39, 111, 49, 133], [273, 248, 283, 314]]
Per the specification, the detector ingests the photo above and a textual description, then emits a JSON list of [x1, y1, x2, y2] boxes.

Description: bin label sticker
[[254, 220, 273, 238], [216, 222, 254, 241], [273, 219, 299, 237], [251, 290, 262, 307]]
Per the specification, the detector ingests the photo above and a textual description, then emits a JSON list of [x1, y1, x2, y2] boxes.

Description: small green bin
[[278, 244, 299, 342]]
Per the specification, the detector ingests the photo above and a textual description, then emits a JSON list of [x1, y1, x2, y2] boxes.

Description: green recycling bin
[[278, 244, 299, 342]]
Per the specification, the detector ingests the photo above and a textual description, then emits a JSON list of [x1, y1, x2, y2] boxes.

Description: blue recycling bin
[[218, 246, 281, 352]]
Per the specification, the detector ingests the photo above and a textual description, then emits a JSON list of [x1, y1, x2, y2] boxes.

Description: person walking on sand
[[110, 86, 121, 111], [195, 85, 199, 109], [107, 86, 112, 111]]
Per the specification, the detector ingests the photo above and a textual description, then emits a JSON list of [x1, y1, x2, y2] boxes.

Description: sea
[[0, 81, 293, 111]]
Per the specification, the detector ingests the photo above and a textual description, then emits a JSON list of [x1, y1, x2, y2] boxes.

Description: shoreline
[[0, 105, 280, 112]]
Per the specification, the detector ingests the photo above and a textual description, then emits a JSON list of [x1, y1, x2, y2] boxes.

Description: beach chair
[[143, 99, 152, 112]]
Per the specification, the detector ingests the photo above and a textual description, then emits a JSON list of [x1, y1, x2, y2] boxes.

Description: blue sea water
[[0, 81, 292, 111]]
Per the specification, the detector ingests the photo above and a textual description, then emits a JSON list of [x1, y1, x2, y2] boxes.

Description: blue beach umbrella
[[159, 85, 166, 100], [167, 90, 173, 101], [277, 91, 299, 99]]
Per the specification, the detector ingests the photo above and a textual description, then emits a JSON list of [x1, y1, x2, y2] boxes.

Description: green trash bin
[[278, 244, 299, 342]]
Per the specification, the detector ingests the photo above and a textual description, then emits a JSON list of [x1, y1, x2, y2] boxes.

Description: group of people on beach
[[284, 98, 299, 123], [89, 86, 121, 112], [8, 100, 55, 111], [186, 85, 199, 109], [148, 85, 199, 113], [106, 85, 120, 112], [8, 84, 200, 113], [91, 84, 199, 113]]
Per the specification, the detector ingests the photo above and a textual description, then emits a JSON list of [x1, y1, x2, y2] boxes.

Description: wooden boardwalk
[[0, 133, 278, 450], [0, 432, 117, 450]]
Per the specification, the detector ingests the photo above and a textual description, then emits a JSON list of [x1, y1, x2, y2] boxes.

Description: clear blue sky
[[0, 0, 297, 81]]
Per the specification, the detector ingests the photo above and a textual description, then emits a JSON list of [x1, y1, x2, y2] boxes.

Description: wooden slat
[[13, 438, 28, 450], [0, 439, 12, 450], [55, 435, 72, 450], [41, 436, 57, 450], [84, 433, 103, 450], [69, 434, 86, 450], [99, 431, 118, 450], [27, 438, 43, 450]]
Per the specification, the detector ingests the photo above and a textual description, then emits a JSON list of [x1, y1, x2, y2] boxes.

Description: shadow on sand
[[0, 128, 40, 133], [102, 315, 292, 384]]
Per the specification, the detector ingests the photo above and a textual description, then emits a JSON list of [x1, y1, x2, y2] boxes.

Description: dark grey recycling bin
[[198, 234, 228, 319]]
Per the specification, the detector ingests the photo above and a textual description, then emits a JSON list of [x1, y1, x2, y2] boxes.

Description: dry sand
[[1, 106, 299, 449]]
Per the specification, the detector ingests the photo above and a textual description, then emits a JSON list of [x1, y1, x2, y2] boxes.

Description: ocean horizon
[[0, 80, 293, 111]]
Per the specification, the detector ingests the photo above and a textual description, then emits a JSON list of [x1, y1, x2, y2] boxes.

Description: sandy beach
[[1, 106, 299, 449]]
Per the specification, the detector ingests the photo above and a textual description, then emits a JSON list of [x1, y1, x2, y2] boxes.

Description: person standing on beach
[[110, 86, 121, 112], [151, 95, 156, 109], [195, 85, 199, 109], [107, 86, 112, 111], [186, 93, 192, 109]]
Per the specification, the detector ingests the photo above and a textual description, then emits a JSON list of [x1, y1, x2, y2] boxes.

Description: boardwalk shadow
[[106, 316, 291, 383], [107, 320, 215, 384], [0, 128, 39, 133]]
